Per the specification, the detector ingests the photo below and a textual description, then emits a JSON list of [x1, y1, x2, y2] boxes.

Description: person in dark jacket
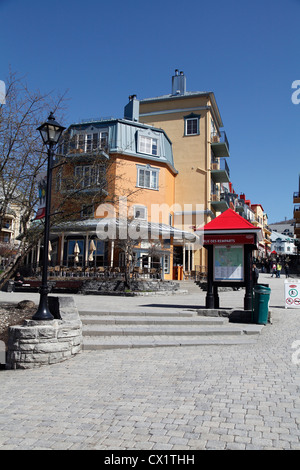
[[14, 272, 24, 286], [252, 264, 259, 285]]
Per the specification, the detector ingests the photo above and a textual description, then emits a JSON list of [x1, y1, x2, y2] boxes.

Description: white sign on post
[[284, 281, 300, 309]]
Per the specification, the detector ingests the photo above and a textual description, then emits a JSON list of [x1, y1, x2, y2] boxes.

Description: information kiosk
[[200, 209, 262, 310]]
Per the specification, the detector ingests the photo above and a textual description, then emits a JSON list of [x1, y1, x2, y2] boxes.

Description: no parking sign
[[285, 281, 300, 309]]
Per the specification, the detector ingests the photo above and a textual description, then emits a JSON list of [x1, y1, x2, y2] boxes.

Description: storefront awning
[[51, 217, 197, 243]]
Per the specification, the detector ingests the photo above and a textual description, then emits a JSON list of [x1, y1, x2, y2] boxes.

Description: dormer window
[[75, 130, 108, 152], [139, 135, 158, 156]]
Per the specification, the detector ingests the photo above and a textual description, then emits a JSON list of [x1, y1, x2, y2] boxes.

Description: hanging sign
[[35, 172, 47, 219]]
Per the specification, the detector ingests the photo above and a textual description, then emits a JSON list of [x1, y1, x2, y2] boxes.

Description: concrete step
[[83, 335, 259, 350], [81, 315, 228, 326], [80, 308, 264, 350], [79, 310, 196, 317]]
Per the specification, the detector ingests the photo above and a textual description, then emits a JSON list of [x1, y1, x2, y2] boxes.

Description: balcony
[[210, 190, 230, 212], [293, 192, 300, 204], [294, 205, 300, 220], [211, 158, 230, 183], [211, 131, 230, 158]]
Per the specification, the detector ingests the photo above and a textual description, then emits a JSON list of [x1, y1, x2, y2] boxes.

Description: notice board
[[214, 245, 244, 282]]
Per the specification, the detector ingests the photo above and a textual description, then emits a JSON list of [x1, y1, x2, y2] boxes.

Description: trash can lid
[[254, 285, 271, 293]]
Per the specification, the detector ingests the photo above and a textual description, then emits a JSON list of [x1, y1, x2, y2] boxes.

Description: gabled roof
[[203, 209, 258, 232]]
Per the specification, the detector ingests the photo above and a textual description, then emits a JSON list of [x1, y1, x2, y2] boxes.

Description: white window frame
[[138, 135, 158, 156], [76, 130, 108, 152], [136, 165, 159, 190], [75, 165, 100, 188], [184, 114, 200, 136], [133, 205, 147, 220]]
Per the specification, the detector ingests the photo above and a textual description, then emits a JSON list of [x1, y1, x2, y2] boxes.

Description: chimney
[[124, 95, 139, 122], [172, 69, 186, 96]]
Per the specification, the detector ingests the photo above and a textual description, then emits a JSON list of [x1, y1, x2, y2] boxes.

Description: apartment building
[[48, 97, 195, 280], [139, 70, 230, 272]]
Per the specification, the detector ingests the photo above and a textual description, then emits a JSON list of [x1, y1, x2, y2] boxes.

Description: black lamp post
[[32, 112, 65, 321]]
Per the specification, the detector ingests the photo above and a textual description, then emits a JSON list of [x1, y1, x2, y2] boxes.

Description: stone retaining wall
[[6, 297, 82, 370]]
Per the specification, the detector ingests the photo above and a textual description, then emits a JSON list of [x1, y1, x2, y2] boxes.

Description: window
[[75, 165, 101, 188], [76, 131, 108, 152], [184, 114, 200, 136], [138, 135, 158, 156], [137, 165, 159, 190], [133, 205, 147, 220], [163, 254, 170, 274], [186, 118, 198, 135], [81, 204, 94, 218]]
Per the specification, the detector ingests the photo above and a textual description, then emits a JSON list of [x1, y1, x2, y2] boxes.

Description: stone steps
[[80, 309, 263, 350]]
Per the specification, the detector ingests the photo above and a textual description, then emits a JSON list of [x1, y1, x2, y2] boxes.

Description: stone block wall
[[6, 297, 82, 370]]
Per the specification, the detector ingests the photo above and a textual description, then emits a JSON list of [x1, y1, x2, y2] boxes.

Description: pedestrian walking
[[284, 262, 289, 278], [276, 262, 282, 278], [271, 262, 277, 277]]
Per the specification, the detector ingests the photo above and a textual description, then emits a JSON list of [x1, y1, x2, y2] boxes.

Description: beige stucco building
[[139, 70, 230, 274]]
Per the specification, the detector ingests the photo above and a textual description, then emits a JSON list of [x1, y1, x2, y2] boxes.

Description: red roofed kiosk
[[199, 209, 262, 310]]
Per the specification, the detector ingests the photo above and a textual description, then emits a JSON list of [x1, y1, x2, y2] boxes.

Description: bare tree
[[0, 69, 67, 284]]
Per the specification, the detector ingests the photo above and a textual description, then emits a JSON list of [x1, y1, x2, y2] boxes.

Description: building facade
[[139, 70, 231, 274], [47, 97, 195, 280]]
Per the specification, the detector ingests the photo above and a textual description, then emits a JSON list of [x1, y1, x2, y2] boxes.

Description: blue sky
[[1, 0, 299, 223]]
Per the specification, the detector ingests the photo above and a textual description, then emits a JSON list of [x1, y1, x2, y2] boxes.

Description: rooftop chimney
[[172, 69, 186, 96], [124, 95, 139, 122]]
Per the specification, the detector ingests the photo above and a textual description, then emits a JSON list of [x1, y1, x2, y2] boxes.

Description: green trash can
[[253, 284, 271, 324]]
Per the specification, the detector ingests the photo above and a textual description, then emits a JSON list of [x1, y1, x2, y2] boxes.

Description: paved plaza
[[0, 274, 299, 450]]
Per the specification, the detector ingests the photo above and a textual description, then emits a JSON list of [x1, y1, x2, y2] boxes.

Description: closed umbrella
[[74, 242, 80, 263], [88, 239, 96, 262], [48, 241, 52, 261]]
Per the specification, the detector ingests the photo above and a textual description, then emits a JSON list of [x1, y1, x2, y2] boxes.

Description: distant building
[[269, 220, 295, 238], [293, 175, 300, 245], [270, 231, 297, 256]]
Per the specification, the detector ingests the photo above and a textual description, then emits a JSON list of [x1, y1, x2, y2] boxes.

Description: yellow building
[[139, 70, 230, 275], [251, 204, 271, 258], [49, 97, 195, 280]]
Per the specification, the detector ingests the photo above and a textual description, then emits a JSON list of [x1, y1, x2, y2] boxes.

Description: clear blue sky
[[1, 0, 299, 223]]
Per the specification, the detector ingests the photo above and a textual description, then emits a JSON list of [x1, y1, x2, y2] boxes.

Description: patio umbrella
[[48, 241, 52, 261], [74, 242, 80, 263], [88, 239, 96, 262]]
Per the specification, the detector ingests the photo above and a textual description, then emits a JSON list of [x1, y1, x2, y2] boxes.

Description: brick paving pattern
[[0, 274, 299, 450]]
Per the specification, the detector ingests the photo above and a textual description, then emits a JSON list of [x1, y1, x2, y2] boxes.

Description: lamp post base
[[32, 286, 54, 321]]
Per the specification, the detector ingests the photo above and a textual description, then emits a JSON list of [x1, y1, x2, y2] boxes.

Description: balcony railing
[[219, 157, 230, 177], [294, 206, 300, 217], [211, 131, 229, 150], [211, 131, 230, 158]]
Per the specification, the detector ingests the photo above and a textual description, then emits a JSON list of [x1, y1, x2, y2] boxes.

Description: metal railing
[[211, 131, 230, 150]]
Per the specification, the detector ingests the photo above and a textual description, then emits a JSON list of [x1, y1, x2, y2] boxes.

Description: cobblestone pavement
[[0, 275, 299, 450]]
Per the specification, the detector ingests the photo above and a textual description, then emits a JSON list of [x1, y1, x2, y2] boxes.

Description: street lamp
[[32, 112, 65, 321]]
